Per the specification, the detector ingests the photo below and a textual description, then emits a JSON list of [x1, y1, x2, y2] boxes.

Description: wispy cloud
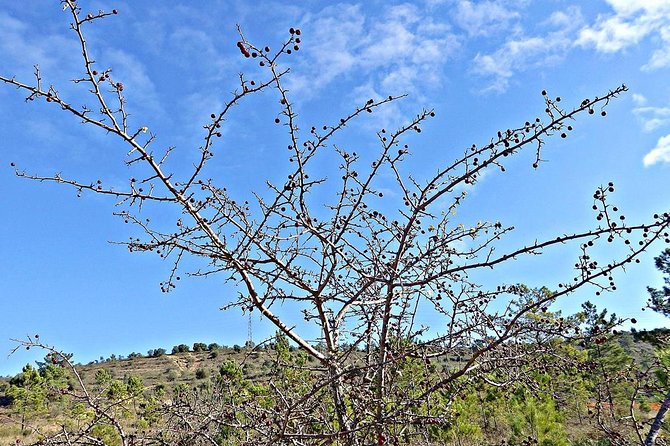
[[288, 3, 458, 101], [633, 93, 670, 132], [629, 94, 670, 165], [644, 134, 670, 166], [632, 93, 647, 106], [633, 105, 670, 133], [577, 0, 670, 70], [470, 6, 582, 93], [470, 0, 670, 92], [166, 26, 232, 80], [0, 10, 163, 123], [0, 11, 79, 78], [452, 0, 520, 36], [103, 48, 162, 116]]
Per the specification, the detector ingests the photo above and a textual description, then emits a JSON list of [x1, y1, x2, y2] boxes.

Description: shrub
[[219, 360, 242, 381], [94, 369, 112, 385], [166, 369, 179, 382], [172, 344, 189, 354], [125, 375, 144, 396], [91, 424, 121, 446], [193, 342, 207, 352]]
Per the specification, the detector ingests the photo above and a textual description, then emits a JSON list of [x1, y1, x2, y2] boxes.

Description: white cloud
[[643, 133, 670, 166], [577, 0, 670, 70], [577, 17, 649, 52], [605, 0, 670, 17], [632, 94, 670, 132], [0, 11, 25, 33], [633, 105, 670, 132], [104, 48, 162, 115], [471, 6, 582, 93], [166, 26, 231, 78], [546, 9, 579, 28], [288, 4, 363, 91], [179, 91, 225, 136], [645, 27, 670, 70], [453, 0, 519, 36], [288, 3, 458, 100], [0, 10, 163, 120], [542, 6, 585, 34], [632, 93, 647, 106], [0, 12, 79, 78], [472, 33, 571, 93], [417, 18, 452, 35]]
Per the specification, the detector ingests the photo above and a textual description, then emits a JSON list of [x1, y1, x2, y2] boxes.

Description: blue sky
[[1, 0, 670, 376]]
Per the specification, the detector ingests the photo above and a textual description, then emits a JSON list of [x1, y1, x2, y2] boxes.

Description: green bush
[[125, 375, 144, 396], [219, 360, 243, 382], [152, 348, 166, 357], [172, 344, 190, 354], [95, 369, 113, 385], [91, 424, 121, 446], [166, 369, 179, 382]]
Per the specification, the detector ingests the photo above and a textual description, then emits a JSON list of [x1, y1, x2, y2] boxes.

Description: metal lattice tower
[[247, 312, 253, 346]]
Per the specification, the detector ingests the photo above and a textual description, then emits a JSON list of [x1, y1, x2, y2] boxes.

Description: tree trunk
[[645, 388, 670, 446], [328, 362, 357, 445]]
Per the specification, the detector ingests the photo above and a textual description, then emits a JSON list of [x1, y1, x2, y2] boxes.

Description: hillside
[[2, 345, 283, 399], [0, 333, 667, 446], [2, 329, 662, 387]]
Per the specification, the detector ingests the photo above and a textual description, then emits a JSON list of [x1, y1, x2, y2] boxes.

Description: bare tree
[[2, 2, 670, 445]]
